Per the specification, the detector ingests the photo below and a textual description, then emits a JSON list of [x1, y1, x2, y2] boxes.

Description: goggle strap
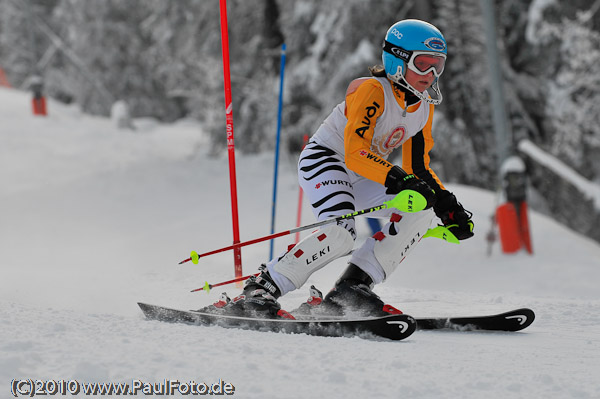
[[382, 40, 412, 62]]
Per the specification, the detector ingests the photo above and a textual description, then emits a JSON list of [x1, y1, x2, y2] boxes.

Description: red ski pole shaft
[[190, 273, 259, 293], [179, 230, 292, 265]]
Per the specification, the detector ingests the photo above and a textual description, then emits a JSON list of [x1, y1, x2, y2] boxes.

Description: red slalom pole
[[219, 0, 243, 279], [295, 134, 309, 244], [190, 273, 260, 293], [294, 185, 304, 244]]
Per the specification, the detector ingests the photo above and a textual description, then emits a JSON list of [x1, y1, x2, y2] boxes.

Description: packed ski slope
[[1, 87, 599, 398]]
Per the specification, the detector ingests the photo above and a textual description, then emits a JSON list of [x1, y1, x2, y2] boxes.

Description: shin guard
[[272, 224, 354, 289], [350, 210, 434, 283]]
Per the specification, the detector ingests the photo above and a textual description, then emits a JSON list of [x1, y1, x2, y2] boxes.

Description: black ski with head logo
[[415, 308, 535, 332], [138, 302, 417, 341]]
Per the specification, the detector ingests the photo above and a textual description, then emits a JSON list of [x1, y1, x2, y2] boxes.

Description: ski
[[415, 308, 535, 332], [138, 302, 416, 341]]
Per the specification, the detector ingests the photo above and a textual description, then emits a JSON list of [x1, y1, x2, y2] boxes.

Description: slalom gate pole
[[295, 134, 309, 244], [268, 43, 287, 260], [179, 191, 427, 265], [0, 67, 11, 87], [219, 0, 243, 279]]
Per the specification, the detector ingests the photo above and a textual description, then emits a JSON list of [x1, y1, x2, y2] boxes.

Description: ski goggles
[[407, 52, 446, 77], [383, 41, 446, 77]]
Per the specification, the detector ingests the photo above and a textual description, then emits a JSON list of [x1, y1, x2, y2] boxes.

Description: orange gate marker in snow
[[0, 68, 10, 87], [497, 156, 533, 254]]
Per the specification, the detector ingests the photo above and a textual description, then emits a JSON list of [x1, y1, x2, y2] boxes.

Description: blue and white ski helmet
[[382, 19, 447, 104]]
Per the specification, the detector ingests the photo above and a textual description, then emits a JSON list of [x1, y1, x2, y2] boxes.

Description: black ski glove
[[384, 166, 436, 210], [433, 190, 474, 240]]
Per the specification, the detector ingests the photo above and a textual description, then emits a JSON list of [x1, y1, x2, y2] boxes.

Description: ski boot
[[291, 285, 324, 317], [197, 266, 295, 320], [321, 263, 403, 317]]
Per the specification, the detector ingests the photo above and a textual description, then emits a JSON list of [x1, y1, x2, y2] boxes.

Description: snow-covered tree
[[0, 0, 58, 87], [431, 0, 492, 186], [2, 0, 600, 241], [545, 14, 600, 181]]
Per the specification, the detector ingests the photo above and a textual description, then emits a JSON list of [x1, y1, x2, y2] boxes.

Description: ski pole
[[179, 189, 428, 265], [189, 228, 460, 294], [188, 227, 461, 293], [191, 273, 260, 293]]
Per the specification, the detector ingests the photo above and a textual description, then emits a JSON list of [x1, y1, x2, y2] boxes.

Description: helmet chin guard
[[391, 73, 443, 105]]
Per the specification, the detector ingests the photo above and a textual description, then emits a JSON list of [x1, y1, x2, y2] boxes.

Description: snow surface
[[1, 87, 599, 398]]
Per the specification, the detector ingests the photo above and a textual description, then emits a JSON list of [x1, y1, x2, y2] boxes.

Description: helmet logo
[[424, 37, 446, 51], [390, 28, 403, 40]]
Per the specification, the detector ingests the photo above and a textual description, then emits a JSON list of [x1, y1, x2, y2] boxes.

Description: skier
[[202, 19, 474, 319]]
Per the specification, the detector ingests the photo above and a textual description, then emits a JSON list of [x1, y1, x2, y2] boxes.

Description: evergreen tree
[[432, 0, 493, 186]]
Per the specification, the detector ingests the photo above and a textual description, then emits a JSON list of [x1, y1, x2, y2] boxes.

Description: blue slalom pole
[[269, 43, 287, 260]]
